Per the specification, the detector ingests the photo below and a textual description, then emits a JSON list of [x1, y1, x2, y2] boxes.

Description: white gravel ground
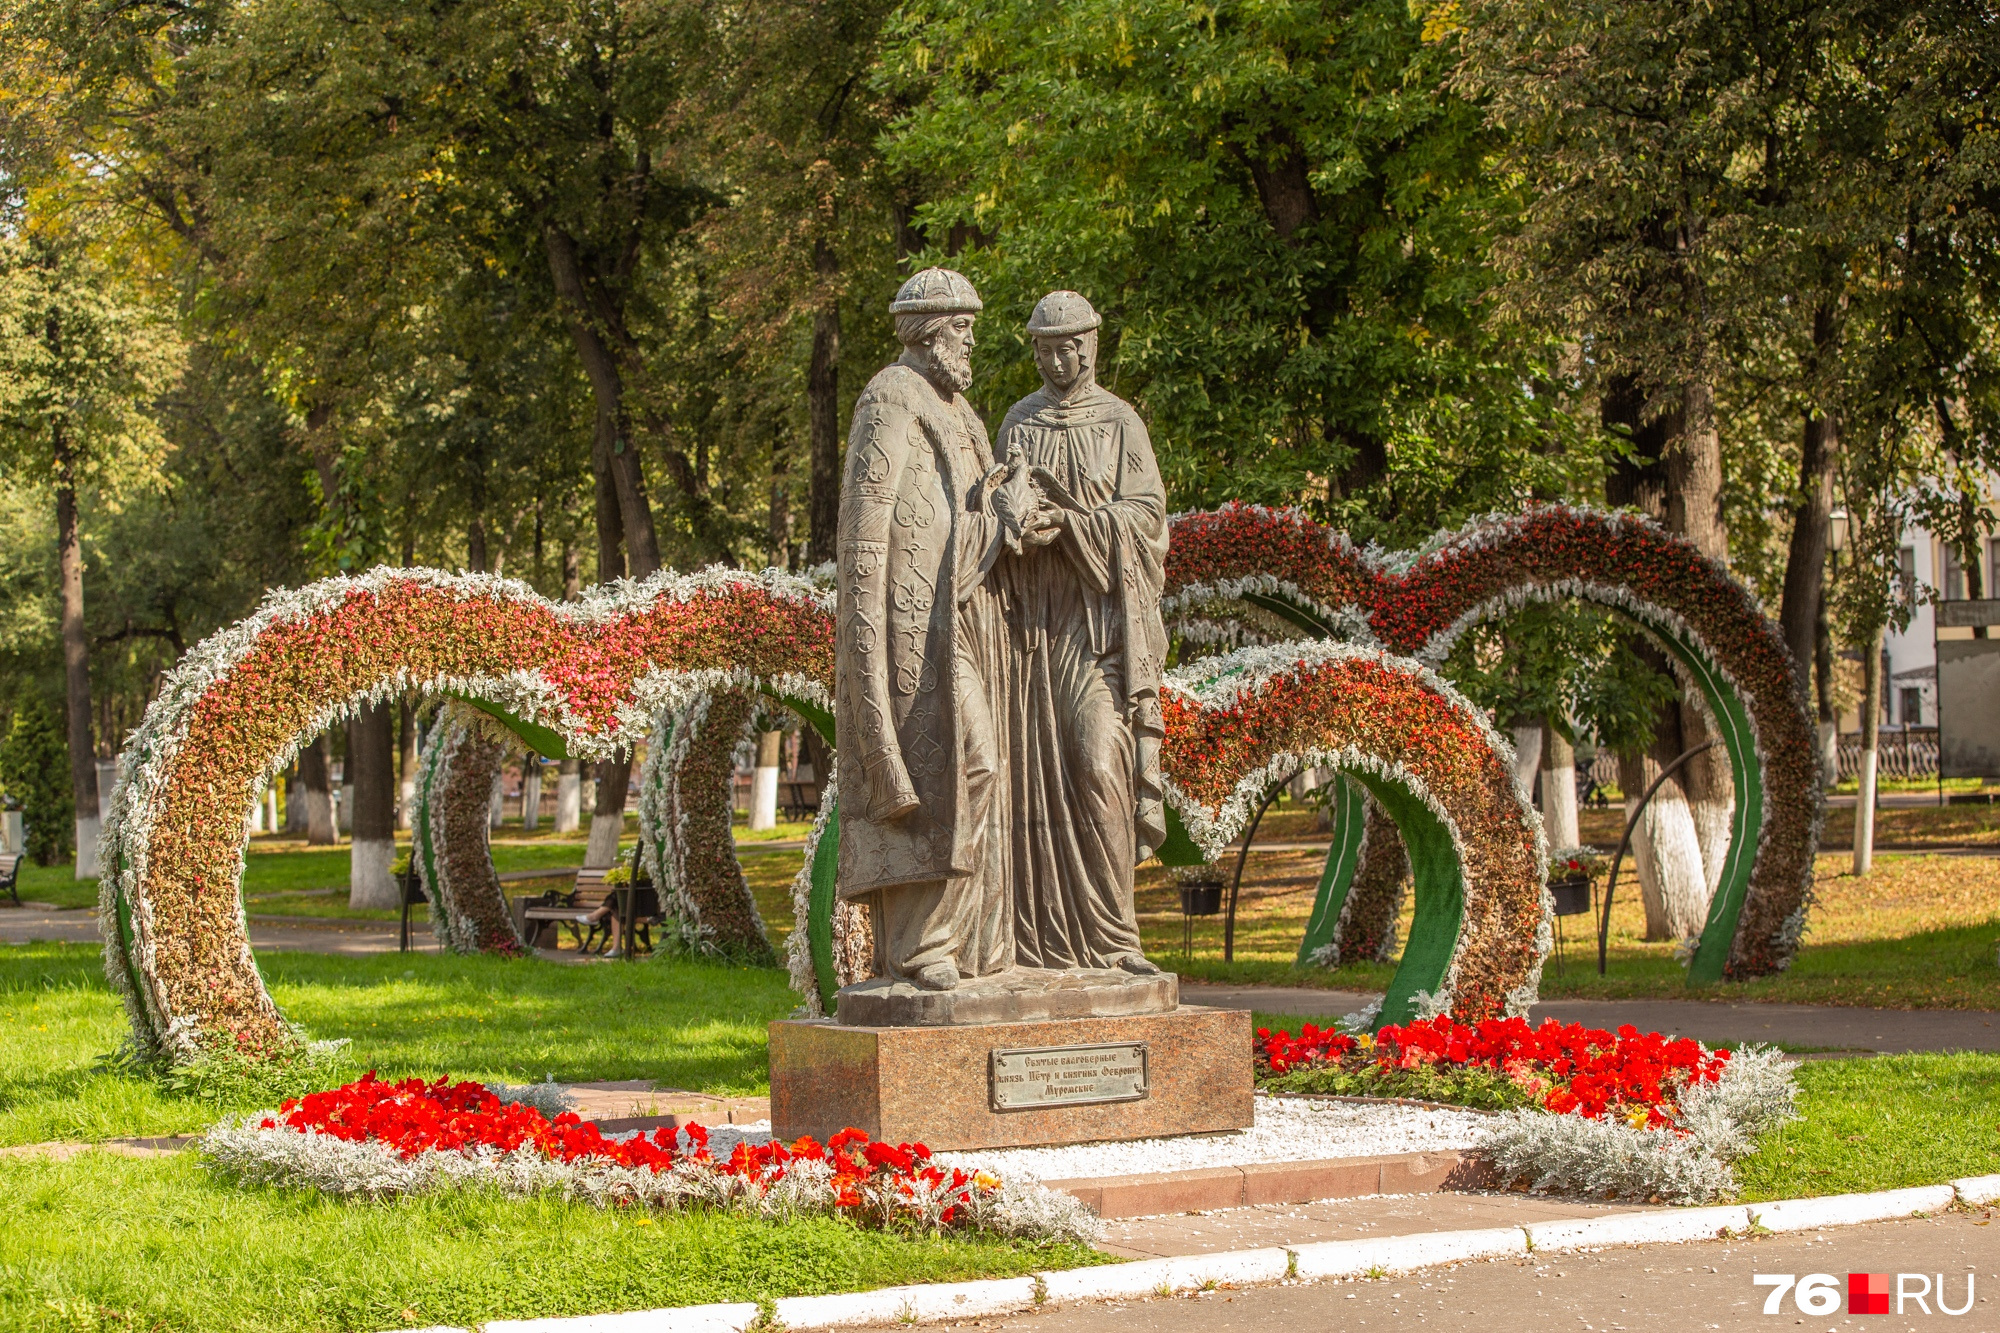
[[931, 1095, 1491, 1182], [617, 1096, 1489, 1181]]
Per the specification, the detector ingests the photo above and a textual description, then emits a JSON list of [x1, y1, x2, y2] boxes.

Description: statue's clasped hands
[[986, 457, 1068, 551]]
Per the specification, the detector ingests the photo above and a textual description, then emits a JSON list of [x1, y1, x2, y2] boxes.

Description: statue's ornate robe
[[835, 360, 1011, 980], [997, 383, 1169, 969]]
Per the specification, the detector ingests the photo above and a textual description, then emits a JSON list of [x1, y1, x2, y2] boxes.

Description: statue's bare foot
[[1114, 954, 1162, 976], [913, 961, 960, 991]]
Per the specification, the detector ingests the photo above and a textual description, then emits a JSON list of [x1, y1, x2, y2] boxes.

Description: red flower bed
[[1256, 1016, 1729, 1126], [268, 1073, 983, 1218]]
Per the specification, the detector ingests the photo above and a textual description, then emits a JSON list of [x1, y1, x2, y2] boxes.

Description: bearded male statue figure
[[834, 268, 1020, 995], [999, 291, 1170, 977]]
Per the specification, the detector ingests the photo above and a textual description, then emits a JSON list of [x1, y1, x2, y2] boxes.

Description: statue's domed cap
[[1027, 290, 1101, 338], [889, 267, 983, 315]]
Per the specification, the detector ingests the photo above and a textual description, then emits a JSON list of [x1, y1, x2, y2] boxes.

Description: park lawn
[[18, 835, 606, 915], [1142, 842, 2000, 1009], [0, 942, 793, 1147], [0, 1151, 1100, 1333], [1734, 1053, 2000, 1200]]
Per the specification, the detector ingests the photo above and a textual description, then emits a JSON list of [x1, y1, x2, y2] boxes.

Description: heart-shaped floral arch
[[100, 571, 1550, 1061], [103, 503, 1809, 1064], [100, 568, 833, 1062], [1164, 502, 1821, 983]]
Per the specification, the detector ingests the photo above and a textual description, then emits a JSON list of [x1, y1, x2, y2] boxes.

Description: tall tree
[[0, 214, 178, 877]]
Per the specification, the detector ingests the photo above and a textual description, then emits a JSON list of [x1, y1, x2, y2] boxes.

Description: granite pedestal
[[834, 966, 1177, 1027], [769, 1004, 1253, 1151]]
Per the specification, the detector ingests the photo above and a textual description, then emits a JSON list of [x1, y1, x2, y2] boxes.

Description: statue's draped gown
[[997, 383, 1171, 969]]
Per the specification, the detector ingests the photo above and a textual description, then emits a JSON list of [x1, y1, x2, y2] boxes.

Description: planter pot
[[1550, 875, 1593, 918], [1180, 882, 1224, 917]]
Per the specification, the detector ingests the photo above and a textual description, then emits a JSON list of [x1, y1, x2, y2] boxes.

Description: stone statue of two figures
[[833, 267, 1178, 1026]]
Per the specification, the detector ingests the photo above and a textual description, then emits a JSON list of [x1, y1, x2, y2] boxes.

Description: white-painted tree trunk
[[1629, 779, 1709, 941], [398, 772, 418, 831], [1540, 762, 1579, 850], [554, 760, 581, 833], [1510, 723, 1542, 804], [1689, 788, 1736, 902], [1817, 720, 1838, 790], [264, 785, 279, 834], [338, 783, 355, 836], [490, 773, 506, 830], [749, 730, 782, 831], [521, 764, 542, 832], [1, 810, 22, 855], [74, 814, 100, 878], [246, 784, 265, 835], [348, 837, 398, 909], [1853, 748, 1878, 876]]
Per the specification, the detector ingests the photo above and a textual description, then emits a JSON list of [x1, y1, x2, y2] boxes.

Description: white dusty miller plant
[[1478, 1045, 1799, 1204], [199, 1117, 1099, 1245]]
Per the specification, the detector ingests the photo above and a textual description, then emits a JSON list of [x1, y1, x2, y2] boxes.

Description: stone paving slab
[[1182, 983, 2000, 1053], [1092, 1188, 1649, 1259]]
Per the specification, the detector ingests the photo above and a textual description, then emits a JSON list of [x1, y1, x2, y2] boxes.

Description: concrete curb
[[387, 1178, 1997, 1333], [1748, 1184, 1958, 1232]]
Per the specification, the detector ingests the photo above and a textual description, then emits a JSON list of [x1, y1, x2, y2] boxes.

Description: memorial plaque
[[989, 1041, 1149, 1110]]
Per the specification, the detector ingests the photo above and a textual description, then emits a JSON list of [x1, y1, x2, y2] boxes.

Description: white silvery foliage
[[1333, 998, 1383, 1036], [99, 563, 834, 1060], [485, 1079, 577, 1116], [198, 1119, 1098, 1244], [1478, 1045, 1798, 1205], [1407, 988, 1452, 1022]]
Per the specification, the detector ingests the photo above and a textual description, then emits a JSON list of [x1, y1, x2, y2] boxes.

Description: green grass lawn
[[0, 942, 794, 1146], [1735, 1053, 2000, 1200], [0, 1152, 1098, 1333], [0, 941, 1101, 1331]]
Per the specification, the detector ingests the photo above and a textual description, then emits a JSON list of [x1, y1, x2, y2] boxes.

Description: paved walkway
[[1182, 983, 2000, 1053], [860, 1212, 2000, 1333], [1096, 1190, 1641, 1261], [0, 904, 439, 955]]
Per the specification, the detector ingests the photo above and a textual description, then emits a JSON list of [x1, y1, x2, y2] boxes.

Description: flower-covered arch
[[635, 689, 782, 965], [1163, 503, 1820, 982], [100, 568, 833, 1062], [410, 702, 530, 955]]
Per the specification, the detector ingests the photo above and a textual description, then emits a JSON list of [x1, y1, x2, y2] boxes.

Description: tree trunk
[[348, 701, 398, 908], [522, 758, 542, 833], [584, 756, 629, 868], [397, 699, 418, 830], [1618, 748, 1709, 940], [286, 766, 307, 835], [807, 241, 842, 566], [298, 735, 337, 845], [543, 225, 661, 580], [1814, 589, 1838, 787], [554, 757, 582, 833], [1540, 720, 1580, 850], [750, 730, 782, 831], [1605, 377, 1732, 920], [1855, 623, 1884, 876], [1778, 403, 1839, 689], [54, 426, 100, 879], [1509, 720, 1542, 808]]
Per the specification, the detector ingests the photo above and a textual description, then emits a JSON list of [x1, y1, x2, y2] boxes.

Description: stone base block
[[834, 966, 1177, 1027], [770, 1005, 1252, 1151]]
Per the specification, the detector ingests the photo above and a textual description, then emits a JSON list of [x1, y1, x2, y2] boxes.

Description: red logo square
[[1848, 1273, 1890, 1315]]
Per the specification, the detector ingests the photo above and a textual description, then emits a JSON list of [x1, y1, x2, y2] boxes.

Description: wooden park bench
[[0, 852, 20, 907], [518, 848, 660, 956]]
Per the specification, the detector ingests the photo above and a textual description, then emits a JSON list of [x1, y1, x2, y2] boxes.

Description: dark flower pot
[[1180, 882, 1224, 916], [1550, 875, 1593, 918]]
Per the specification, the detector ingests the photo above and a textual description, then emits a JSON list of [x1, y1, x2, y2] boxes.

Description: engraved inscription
[[990, 1042, 1149, 1110]]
